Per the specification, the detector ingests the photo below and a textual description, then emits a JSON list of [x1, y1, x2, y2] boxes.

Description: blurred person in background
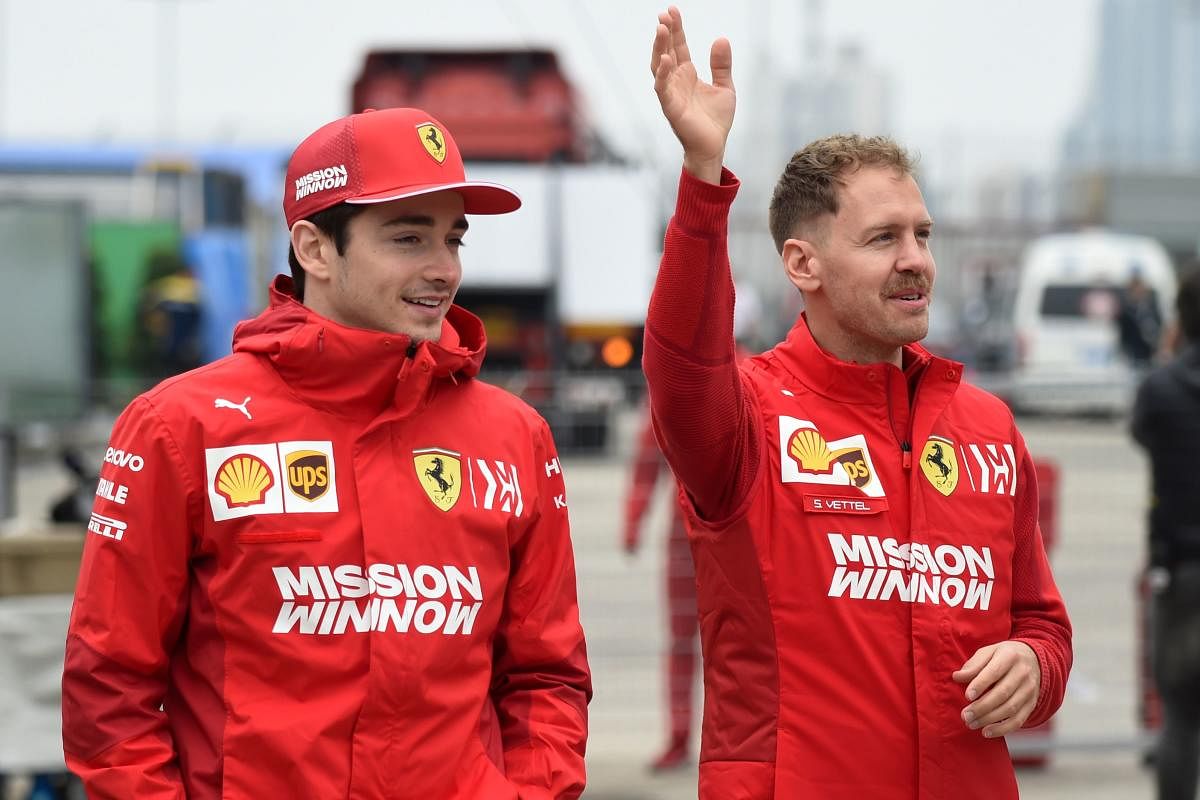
[[621, 285, 760, 772], [134, 248, 204, 379], [60, 107, 591, 800], [644, 7, 1072, 798], [1118, 271, 1164, 368], [1131, 267, 1200, 800]]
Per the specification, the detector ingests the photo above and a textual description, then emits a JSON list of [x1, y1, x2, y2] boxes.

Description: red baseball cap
[[283, 107, 521, 227]]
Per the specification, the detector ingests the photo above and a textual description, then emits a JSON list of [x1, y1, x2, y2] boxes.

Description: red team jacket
[[62, 277, 591, 799], [644, 170, 1072, 799]]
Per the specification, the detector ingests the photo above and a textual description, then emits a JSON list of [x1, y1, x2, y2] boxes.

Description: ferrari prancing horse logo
[[417, 123, 447, 164], [920, 436, 959, 496], [414, 447, 461, 511]]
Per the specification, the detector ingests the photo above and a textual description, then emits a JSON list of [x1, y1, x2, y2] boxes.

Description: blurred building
[[1059, 0, 1200, 262], [1062, 0, 1200, 171]]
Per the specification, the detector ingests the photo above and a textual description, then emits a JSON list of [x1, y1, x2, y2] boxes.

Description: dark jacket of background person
[[1130, 269, 1200, 800], [1131, 344, 1200, 567]]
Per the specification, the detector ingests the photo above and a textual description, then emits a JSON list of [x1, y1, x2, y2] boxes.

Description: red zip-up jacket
[[643, 169, 1072, 799], [62, 276, 591, 799]]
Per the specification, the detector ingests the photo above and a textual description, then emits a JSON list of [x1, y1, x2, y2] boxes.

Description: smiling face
[[783, 166, 935, 366], [292, 191, 468, 342]]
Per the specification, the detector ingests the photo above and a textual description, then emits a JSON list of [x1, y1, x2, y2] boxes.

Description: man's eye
[[394, 235, 420, 245], [449, 237, 467, 248]]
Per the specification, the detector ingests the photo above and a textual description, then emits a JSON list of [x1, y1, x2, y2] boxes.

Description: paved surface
[[7, 413, 1159, 798]]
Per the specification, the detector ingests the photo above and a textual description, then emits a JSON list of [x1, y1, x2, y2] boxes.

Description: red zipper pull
[[902, 440, 912, 470]]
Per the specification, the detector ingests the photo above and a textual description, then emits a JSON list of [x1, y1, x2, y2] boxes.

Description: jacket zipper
[[886, 367, 923, 470]]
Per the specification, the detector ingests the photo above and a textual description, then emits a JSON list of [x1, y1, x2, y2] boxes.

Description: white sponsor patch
[[95, 477, 129, 505], [294, 164, 348, 201], [205, 441, 338, 521], [104, 447, 144, 472], [271, 563, 483, 636], [826, 532, 995, 611], [88, 512, 127, 541], [779, 416, 885, 498], [958, 442, 1018, 496]]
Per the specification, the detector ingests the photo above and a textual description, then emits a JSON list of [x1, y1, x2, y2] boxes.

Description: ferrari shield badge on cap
[[417, 123, 448, 164]]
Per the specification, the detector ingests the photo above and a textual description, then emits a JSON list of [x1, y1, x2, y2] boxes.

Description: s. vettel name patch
[[804, 494, 889, 515]]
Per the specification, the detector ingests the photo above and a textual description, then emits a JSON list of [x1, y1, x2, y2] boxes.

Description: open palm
[[651, 6, 735, 172]]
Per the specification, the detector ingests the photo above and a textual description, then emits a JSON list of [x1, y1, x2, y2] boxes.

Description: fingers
[[961, 665, 1036, 738], [955, 642, 1041, 738], [951, 644, 996, 694], [650, 19, 670, 76], [710, 37, 734, 91], [667, 7, 693, 69]]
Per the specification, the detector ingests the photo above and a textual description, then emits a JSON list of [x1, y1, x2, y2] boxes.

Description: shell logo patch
[[787, 427, 873, 488], [414, 447, 462, 512], [205, 441, 338, 521], [920, 436, 959, 496], [417, 123, 447, 164], [215, 454, 275, 507], [778, 416, 885, 497]]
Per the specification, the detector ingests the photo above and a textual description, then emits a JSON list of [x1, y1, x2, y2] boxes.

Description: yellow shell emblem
[[413, 449, 461, 511], [920, 437, 959, 496], [215, 455, 275, 507], [417, 123, 447, 164], [789, 428, 853, 473]]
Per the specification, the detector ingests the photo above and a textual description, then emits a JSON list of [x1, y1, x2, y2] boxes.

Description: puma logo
[[214, 396, 252, 420]]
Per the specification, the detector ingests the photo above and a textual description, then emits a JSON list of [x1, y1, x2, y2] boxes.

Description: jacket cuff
[[673, 167, 740, 238], [1014, 637, 1057, 726]]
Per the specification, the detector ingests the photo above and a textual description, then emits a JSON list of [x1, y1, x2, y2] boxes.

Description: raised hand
[[650, 6, 735, 184]]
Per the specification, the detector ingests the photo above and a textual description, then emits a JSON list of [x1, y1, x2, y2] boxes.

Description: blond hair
[[768, 134, 915, 253]]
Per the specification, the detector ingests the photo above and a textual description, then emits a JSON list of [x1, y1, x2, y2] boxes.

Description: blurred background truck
[[0, 48, 665, 456], [353, 49, 663, 452]]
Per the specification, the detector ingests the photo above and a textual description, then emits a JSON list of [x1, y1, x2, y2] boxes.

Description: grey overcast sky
[[0, 0, 1098, 183]]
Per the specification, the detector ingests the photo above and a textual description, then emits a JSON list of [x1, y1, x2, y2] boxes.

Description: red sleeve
[[622, 408, 665, 551], [1008, 436, 1073, 728], [492, 420, 592, 799], [643, 168, 759, 522], [62, 396, 198, 799]]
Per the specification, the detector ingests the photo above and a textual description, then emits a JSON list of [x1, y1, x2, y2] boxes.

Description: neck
[[803, 313, 903, 368]]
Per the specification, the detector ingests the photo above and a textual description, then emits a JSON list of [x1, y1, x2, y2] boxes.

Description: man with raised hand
[[644, 7, 1072, 798]]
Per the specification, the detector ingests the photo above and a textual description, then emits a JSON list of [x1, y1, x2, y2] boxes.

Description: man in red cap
[[61, 108, 592, 800]]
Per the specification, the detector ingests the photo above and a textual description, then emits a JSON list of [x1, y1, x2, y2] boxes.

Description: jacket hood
[[232, 275, 486, 418]]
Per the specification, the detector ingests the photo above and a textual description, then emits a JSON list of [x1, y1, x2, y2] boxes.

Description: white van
[[1010, 230, 1176, 415]]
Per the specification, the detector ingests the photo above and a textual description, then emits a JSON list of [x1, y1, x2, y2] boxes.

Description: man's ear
[[782, 237, 822, 293], [290, 221, 335, 283]]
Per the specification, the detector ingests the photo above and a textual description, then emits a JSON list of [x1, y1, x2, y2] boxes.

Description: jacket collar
[[772, 313, 952, 404], [232, 275, 486, 419]]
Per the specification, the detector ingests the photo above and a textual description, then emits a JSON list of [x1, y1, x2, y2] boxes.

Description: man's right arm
[[643, 169, 758, 521], [62, 397, 194, 799], [645, 7, 756, 521]]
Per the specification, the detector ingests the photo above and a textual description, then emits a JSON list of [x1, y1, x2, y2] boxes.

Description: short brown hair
[[768, 134, 916, 253]]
